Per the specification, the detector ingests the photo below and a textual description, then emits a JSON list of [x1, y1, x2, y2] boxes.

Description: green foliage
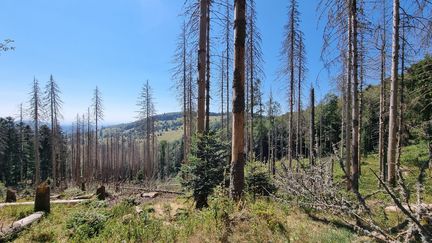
[[180, 131, 229, 208], [245, 161, 277, 197], [405, 55, 432, 126], [66, 210, 108, 239]]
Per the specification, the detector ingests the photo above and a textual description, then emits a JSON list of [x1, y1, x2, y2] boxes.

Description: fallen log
[[141, 192, 159, 198], [0, 211, 45, 241], [0, 199, 89, 208], [385, 204, 432, 212], [121, 187, 184, 195], [72, 194, 94, 200]]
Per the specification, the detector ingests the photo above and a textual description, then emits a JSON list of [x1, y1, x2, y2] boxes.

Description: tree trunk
[[197, 0, 208, 133], [350, 0, 360, 192], [310, 88, 315, 166], [379, 2, 387, 181], [34, 182, 50, 213], [230, 0, 246, 201], [387, 0, 400, 186]]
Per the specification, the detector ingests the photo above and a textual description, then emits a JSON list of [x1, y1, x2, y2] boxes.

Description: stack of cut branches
[[276, 154, 432, 242]]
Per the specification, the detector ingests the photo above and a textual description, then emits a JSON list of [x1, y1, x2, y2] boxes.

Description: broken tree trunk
[[0, 211, 45, 241], [34, 182, 50, 213]]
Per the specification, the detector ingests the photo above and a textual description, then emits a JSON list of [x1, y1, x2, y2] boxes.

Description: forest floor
[[0, 142, 430, 242]]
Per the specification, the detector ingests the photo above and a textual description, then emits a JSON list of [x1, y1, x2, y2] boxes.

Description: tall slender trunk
[[249, 13, 254, 161], [221, 52, 225, 131], [297, 41, 302, 164], [197, 0, 208, 133], [205, 3, 211, 132], [350, 0, 360, 192], [288, 3, 295, 168], [226, 0, 231, 140], [379, 2, 387, 181], [309, 87, 315, 166], [182, 26, 187, 162], [387, 0, 400, 185], [396, 23, 405, 179], [345, 13, 353, 190], [230, 0, 246, 200]]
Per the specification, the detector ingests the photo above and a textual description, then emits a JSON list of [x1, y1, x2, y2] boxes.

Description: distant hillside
[[102, 112, 221, 142]]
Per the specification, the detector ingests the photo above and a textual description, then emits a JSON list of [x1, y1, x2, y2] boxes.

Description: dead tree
[[230, 0, 246, 201]]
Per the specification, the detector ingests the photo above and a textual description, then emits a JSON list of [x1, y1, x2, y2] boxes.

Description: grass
[[4, 143, 430, 242], [7, 192, 355, 242]]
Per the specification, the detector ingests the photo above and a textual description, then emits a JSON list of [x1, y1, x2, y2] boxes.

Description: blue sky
[[0, 0, 337, 124]]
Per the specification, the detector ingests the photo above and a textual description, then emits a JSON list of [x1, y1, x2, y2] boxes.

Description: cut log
[[0, 199, 90, 208], [0, 211, 45, 241], [121, 187, 184, 195], [5, 189, 17, 203], [141, 192, 159, 198], [34, 182, 50, 213], [385, 203, 432, 212], [72, 194, 94, 200]]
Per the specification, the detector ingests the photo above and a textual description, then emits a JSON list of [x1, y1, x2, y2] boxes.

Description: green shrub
[[245, 161, 277, 197], [180, 132, 229, 208], [66, 210, 108, 239]]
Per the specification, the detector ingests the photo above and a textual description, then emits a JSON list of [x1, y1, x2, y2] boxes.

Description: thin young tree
[[230, 0, 246, 200], [92, 86, 104, 179], [44, 75, 63, 188]]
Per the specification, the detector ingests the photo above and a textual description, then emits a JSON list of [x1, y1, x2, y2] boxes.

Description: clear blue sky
[[0, 0, 338, 124]]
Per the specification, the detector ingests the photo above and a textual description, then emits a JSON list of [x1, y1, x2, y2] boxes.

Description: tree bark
[[197, 0, 208, 133], [387, 0, 400, 186], [350, 0, 360, 192], [230, 0, 246, 201], [310, 87, 315, 166]]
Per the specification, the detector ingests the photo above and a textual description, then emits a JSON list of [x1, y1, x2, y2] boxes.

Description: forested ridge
[[1, 0, 432, 242]]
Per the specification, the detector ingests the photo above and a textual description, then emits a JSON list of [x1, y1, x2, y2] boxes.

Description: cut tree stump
[[5, 189, 17, 202], [0, 211, 45, 241], [96, 185, 108, 200], [34, 182, 50, 213]]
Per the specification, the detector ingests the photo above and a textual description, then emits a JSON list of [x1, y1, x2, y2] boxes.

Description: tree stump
[[34, 182, 50, 213], [96, 185, 107, 200], [81, 182, 86, 191], [5, 189, 17, 203]]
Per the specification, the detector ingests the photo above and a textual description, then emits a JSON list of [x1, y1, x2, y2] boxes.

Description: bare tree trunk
[[288, 2, 295, 168], [205, 3, 211, 132], [350, 0, 360, 192], [230, 0, 246, 201], [197, 0, 208, 133], [387, 0, 400, 186], [379, 2, 387, 181], [345, 15, 353, 190], [182, 26, 188, 162], [310, 87, 315, 166], [297, 41, 303, 165]]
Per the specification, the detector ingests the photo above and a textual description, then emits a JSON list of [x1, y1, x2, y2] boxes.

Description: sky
[[0, 0, 337, 125]]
